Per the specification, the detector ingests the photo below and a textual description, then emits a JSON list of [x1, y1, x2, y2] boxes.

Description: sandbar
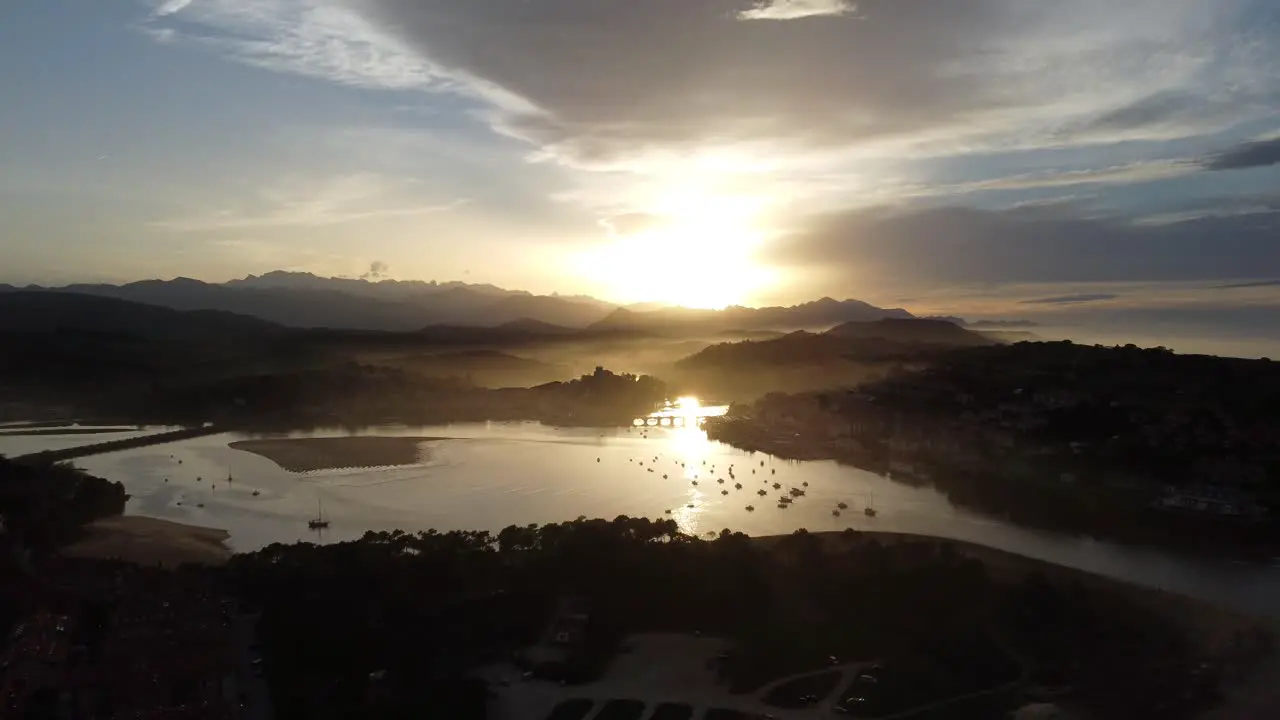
[[62, 515, 232, 567], [229, 436, 446, 472]]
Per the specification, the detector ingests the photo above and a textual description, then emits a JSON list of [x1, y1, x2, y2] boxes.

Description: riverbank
[[756, 530, 1276, 718], [710, 420, 1280, 561], [13, 424, 225, 464], [770, 531, 1267, 647], [61, 515, 233, 566], [0, 426, 139, 436], [228, 435, 446, 472]]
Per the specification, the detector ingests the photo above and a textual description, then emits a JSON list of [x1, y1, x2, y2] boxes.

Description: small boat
[[802, 481, 809, 487], [196, 476, 202, 482], [832, 510, 841, 516], [663, 474, 668, 479], [178, 460, 183, 464], [734, 483, 742, 490], [721, 490, 729, 495], [597, 458, 600, 462], [308, 498, 330, 529], [789, 488, 806, 497], [771, 469, 775, 475], [196, 503, 204, 508], [837, 502, 848, 510], [772, 482, 782, 490], [163, 478, 168, 482], [864, 492, 878, 517], [252, 490, 260, 497], [664, 509, 672, 514], [227, 473, 233, 482], [779, 496, 793, 504], [692, 480, 699, 486], [687, 503, 695, 508], [746, 505, 755, 512], [777, 503, 788, 509], [757, 489, 767, 496], [760, 461, 765, 467], [717, 478, 725, 484]]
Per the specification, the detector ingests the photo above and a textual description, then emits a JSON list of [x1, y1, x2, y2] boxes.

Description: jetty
[[13, 425, 227, 465]]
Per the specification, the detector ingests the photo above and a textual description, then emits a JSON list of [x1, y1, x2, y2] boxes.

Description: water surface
[[9, 422, 1278, 617]]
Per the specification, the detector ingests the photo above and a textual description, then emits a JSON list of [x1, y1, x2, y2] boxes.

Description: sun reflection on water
[[639, 396, 730, 536]]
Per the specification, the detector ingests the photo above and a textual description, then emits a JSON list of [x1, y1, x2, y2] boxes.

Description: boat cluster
[[631, 453, 880, 519]]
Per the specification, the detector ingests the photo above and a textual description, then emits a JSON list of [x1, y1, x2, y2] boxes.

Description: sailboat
[[864, 492, 878, 517], [308, 498, 330, 529]]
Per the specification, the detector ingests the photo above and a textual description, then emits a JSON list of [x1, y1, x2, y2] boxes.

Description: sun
[[577, 193, 776, 309]]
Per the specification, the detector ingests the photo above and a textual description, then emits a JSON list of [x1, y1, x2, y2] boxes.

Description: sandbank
[[229, 436, 446, 472], [62, 515, 232, 567]]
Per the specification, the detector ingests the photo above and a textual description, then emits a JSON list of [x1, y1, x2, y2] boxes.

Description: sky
[[1, 0, 1278, 336]]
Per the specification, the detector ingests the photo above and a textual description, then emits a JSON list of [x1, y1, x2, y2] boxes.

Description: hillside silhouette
[[1, 275, 917, 334]]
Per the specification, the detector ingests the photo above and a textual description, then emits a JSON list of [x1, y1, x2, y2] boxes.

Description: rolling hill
[[0, 274, 615, 331], [825, 318, 993, 346], [588, 297, 913, 335], [0, 291, 282, 339]]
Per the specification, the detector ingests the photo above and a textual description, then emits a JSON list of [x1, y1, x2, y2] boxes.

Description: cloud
[[738, 1, 858, 21], [600, 213, 663, 237], [764, 204, 1280, 288], [1202, 136, 1280, 171], [361, 260, 391, 280], [142, 0, 1279, 171], [943, 160, 1198, 194], [140, 0, 454, 92], [1211, 279, 1280, 290], [152, 0, 193, 17], [1020, 293, 1119, 305], [151, 173, 466, 232]]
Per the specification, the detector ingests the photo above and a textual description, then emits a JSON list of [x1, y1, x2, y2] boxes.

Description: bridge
[[631, 416, 697, 428]]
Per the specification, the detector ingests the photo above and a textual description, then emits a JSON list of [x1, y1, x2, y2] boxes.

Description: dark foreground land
[[1, 458, 1273, 720]]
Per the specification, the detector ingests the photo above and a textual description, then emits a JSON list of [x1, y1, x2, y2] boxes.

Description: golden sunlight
[[577, 192, 776, 309]]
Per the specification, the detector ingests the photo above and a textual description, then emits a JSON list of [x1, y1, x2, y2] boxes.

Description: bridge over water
[[630, 403, 725, 428], [630, 415, 702, 428]]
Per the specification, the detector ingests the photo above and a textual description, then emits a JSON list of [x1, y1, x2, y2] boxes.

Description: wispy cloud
[[738, 1, 858, 21], [139, 0, 1279, 171], [151, 173, 466, 232], [1202, 136, 1280, 171], [1020, 293, 1119, 305], [152, 0, 193, 18], [141, 0, 450, 92], [1211, 279, 1280, 290]]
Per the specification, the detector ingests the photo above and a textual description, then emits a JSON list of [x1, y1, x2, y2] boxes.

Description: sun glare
[[577, 192, 776, 309]]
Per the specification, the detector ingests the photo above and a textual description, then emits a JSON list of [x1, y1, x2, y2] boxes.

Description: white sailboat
[[308, 498, 330, 529]]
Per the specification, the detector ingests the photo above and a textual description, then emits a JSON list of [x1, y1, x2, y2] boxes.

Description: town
[[705, 342, 1280, 553]]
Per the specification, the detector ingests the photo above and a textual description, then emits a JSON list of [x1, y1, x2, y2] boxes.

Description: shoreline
[[755, 530, 1277, 717], [62, 517, 1276, 711], [706, 422, 1280, 561], [62, 515, 233, 567], [228, 436, 448, 472], [755, 530, 1269, 636]]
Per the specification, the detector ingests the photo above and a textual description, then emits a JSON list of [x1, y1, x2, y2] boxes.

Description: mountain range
[[0, 272, 918, 335]]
